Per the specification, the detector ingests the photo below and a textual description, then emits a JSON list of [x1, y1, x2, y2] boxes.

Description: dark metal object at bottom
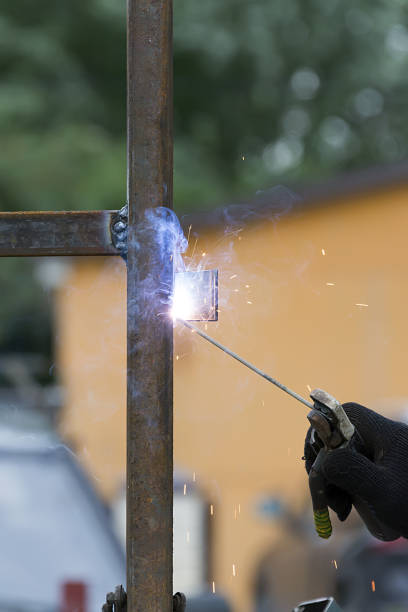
[[293, 597, 342, 611], [102, 588, 187, 611], [173, 592, 186, 611], [102, 585, 127, 611]]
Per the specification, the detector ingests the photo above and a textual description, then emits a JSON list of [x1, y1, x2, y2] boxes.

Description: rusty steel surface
[[0, 211, 118, 257], [126, 0, 174, 610]]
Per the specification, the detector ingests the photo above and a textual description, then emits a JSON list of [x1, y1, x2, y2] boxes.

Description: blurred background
[[2, 0, 408, 610]]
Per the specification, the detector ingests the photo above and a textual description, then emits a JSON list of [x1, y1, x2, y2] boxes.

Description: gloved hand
[[304, 402, 408, 540]]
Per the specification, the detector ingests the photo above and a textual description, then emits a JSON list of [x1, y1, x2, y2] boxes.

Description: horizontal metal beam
[[0, 211, 118, 257]]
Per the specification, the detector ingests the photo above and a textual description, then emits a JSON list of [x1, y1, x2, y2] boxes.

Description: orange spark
[[371, 580, 375, 592]]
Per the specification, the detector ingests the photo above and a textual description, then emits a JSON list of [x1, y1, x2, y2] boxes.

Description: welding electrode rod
[[179, 319, 313, 410]]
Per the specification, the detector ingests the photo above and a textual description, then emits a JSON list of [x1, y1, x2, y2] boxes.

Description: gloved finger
[[304, 426, 317, 474], [321, 446, 387, 502], [303, 403, 378, 474], [341, 403, 396, 459], [303, 402, 391, 474], [325, 483, 352, 522]]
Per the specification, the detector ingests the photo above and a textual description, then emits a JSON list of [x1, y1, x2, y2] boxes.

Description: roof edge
[[179, 159, 408, 233]]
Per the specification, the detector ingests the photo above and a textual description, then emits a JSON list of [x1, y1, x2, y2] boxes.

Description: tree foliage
[[173, 0, 408, 209], [0, 0, 407, 353]]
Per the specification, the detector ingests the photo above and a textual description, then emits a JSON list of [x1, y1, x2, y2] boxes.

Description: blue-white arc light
[[171, 270, 218, 322]]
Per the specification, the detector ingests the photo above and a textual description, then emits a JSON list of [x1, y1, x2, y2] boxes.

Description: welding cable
[[178, 319, 313, 410], [313, 509, 332, 539]]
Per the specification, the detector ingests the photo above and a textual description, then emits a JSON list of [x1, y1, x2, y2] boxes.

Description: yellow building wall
[[56, 183, 408, 611]]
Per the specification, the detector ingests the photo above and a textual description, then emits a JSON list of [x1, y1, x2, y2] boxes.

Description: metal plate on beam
[[173, 270, 218, 321]]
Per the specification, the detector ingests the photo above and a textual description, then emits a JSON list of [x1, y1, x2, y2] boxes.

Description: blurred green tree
[[0, 0, 407, 358], [173, 0, 408, 208]]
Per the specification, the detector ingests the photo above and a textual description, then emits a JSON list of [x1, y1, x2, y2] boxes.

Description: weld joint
[[110, 203, 128, 262]]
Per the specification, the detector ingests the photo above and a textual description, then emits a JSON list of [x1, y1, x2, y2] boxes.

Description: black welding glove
[[304, 402, 408, 540]]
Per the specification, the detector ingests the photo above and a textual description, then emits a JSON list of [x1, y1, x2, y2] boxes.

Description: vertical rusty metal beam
[[126, 0, 173, 611]]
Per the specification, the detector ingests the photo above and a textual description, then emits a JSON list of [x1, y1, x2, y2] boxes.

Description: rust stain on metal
[[126, 0, 174, 610], [0, 211, 118, 257]]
